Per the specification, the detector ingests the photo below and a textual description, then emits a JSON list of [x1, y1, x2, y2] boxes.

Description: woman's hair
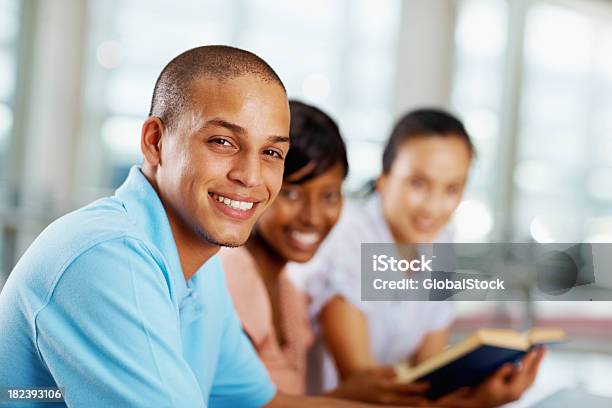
[[381, 108, 474, 174], [284, 100, 349, 183]]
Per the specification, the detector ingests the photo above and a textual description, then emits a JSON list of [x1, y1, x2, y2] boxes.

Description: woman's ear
[[141, 116, 165, 167]]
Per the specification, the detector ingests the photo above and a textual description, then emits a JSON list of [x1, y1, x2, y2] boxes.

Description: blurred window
[[451, 0, 612, 246], [0, 0, 21, 282], [450, 0, 508, 242], [0, 0, 20, 175], [452, 0, 612, 321], [516, 1, 612, 243], [82, 0, 401, 191]]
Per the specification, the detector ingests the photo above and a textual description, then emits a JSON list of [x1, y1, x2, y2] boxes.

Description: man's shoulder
[[32, 196, 146, 263], [4, 196, 164, 311]]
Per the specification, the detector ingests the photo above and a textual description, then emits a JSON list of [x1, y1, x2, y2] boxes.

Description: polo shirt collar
[[114, 165, 189, 303]]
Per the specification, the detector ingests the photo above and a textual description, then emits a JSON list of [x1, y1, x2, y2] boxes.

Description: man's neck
[[170, 219, 220, 281], [141, 167, 218, 281]]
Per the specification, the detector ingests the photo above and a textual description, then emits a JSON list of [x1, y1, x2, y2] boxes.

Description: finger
[[513, 350, 533, 375], [522, 348, 546, 387], [373, 366, 401, 379], [506, 357, 541, 403], [493, 362, 516, 381], [517, 349, 543, 380], [528, 347, 547, 375], [506, 357, 533, 385], [508, 350, 546, 391]]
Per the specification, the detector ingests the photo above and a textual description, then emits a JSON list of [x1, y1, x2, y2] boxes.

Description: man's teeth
[[211, 193, 254, 211], [290, 231, 321, 246]]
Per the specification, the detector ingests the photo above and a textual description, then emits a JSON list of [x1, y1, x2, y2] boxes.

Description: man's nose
[[228, 153, 264, 188]]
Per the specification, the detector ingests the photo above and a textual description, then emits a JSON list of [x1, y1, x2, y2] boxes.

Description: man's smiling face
[[155, 74, 290, 247]]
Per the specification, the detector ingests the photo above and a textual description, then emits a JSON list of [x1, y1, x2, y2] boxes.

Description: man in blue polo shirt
[[0, 45, 288, 407], [0, 46, 377, 408]]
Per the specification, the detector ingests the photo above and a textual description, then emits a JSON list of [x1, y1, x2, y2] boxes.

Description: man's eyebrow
[[203, 118, 247, 135], [202, 118, 288, 144]]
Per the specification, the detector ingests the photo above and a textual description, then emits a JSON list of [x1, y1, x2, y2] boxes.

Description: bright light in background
[[514, 160, 563, 195], [587, 167, 612, 202], [301, 73, 331, 101], [453, 199, 493, 241], [529, 216, 554, 243], [596, 27, 612, 81], [96, 40, 123, 69], [353, 0, 400, 38], [105, 74, 153, 117], [101, 116, 142, 160], [464, 109, 499, 141], [0, 50, 17, 101], [451, 0, 506, 242], [342, 108, 392, 142], [592, 110, 612, 141], [585, 216, 612, 242], [0, 103, 13, 150], [345, 141, 383, 191], [455, 0, 507, 57], [525, 4, 593, 75], [85, 0, 400, 190]]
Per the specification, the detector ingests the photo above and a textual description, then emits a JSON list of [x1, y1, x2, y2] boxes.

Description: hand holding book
[[391, 327, 565, 407], [395, 327, 565, 400], [432, 347, 547, 408]]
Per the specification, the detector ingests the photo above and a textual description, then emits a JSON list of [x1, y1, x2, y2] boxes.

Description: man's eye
[[210, 138, 233, 147], [263, 149, 283, 159]]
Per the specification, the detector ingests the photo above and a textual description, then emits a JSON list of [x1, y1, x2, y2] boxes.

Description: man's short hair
[[148, 45, 286, 131]]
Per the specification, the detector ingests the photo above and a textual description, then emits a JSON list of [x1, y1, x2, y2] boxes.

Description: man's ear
[[141, 116, 165, 167]]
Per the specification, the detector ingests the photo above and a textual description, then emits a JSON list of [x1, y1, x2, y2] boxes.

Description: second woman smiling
[[220, 100, 347, 395]]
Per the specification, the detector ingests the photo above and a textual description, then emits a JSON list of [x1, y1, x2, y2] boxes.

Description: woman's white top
[[288, 194, 455, 393]]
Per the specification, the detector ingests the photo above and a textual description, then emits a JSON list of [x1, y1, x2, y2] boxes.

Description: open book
[[395, 328, 566, 400]]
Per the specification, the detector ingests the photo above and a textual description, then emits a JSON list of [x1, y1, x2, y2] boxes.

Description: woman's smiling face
[[377, 135, 472, 244], [255, 163, 345, 263]]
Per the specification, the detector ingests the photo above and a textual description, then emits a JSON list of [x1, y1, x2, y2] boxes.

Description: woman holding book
[[220, 101, 429, 406], [289, 108, 546, 407]]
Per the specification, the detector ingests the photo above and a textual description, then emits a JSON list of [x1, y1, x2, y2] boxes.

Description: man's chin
[[217, 239, 248, 248], [203, 233, 248, 248], [194, 225, 249, 248]]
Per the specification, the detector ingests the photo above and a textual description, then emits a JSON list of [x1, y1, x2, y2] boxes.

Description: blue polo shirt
[[0, 166, 276, 407]]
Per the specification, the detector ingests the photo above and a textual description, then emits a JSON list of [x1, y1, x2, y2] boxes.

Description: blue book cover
[[395, 328, 566, 400], [420, 345, 528, 399]]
